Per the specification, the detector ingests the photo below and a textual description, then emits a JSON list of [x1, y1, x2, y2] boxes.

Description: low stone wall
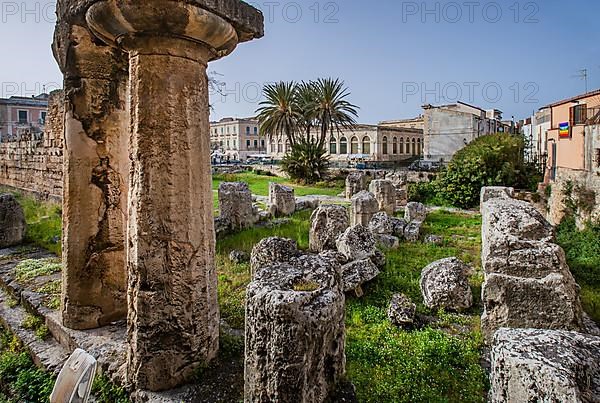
[[546, 166, 600, 227], [0, 91, 63, 200]]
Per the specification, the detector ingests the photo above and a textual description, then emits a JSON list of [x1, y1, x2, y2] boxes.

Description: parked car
[[408, 160, 443, 172]]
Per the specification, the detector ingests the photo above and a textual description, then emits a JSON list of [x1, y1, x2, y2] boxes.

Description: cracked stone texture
[[345, 172, 367, 200], [309, 205, 350, 253], [52, 12, 129, 330], [245, 255, 346, 403], [350, 191, 379, 227], [405, 202, 427, 223], [490, 328, 600, 403], [387, 294, 416, 328], [480, 186, 514, 204], [250, 237, 300, 276], [0, 194, 26, 248], [420, 257, 473, 311], [268, 183, 296, 217], [480, 189, 584, 341], [373, 234, 400, 250], [218, 182, 257, 231], [369, 179, 396, 215], [336, 225, 377, 262], [340, 258, 380, 292], [404, 221, 421, 243]]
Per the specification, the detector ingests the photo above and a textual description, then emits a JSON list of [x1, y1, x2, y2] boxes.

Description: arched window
[[271, 142, 276, 153], [330, 137, 337, 154], [399, 137, 404, 154], [285, 140, 290, 153], [351, 136, 359, 154], [362, 136, 371, 155], [382, 136, 388, 155], [412, 138, 416, 155], [392, 137, 398, 154], [277, 141, 283, 153], [340, 137, 348, 154]]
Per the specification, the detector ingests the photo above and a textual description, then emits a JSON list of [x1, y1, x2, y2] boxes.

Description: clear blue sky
[[1, 0, 599, 124]]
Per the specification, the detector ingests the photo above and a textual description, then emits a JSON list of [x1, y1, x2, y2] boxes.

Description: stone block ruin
[[50, 0, 265, 394], [218, 182, 259, 231], [480, 187, 600, 402]]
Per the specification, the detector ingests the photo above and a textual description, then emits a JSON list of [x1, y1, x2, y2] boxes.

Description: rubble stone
[[340, 258, 380, 292], [350, 191, 379, 227], [345, 172, 367, 200], [369, 179, 396, 215], [309, 205, 350, 253], [250, 237, 300, 276], [405, 202, 427, 223], [0, 194, 26, 249], [420, 257, 473, 311], [336, 225, 377, 262], [268, 183, 296, 217], [218, 182, 257, 230], [387, 294, 416, 328]]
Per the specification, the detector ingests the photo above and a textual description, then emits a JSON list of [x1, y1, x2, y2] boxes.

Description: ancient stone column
[[369, 179, 396, 215], [245, 255, 346, 402], [85, 0, 263, 391], [350, 191, 379, 227], [52, 2, 130, 330]]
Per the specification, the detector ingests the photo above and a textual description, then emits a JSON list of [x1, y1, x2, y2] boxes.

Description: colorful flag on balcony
[[559, 122, 570, 138]]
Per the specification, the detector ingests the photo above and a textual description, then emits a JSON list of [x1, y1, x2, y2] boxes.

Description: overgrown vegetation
[[409, 134, 541, 209], [0, 329, 55, 402], [91, 374, 130, 403], [0, 189, 61, 256], [215, 209, 487, 401], [556, 217, 600, 323], [14, 258, 62, 283]]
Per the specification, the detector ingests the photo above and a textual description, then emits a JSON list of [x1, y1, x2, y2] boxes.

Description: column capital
[[85, 0, 262, 61]]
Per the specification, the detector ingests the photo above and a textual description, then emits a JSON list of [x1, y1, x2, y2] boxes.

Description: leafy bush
[[280, 142, 330, 183], [436, 134, 541, 209]]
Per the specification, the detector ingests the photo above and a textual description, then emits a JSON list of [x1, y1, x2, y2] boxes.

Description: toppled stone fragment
[[309, 205, 350, 253], [229, 250, 249, 264], [218, 182, 258, 230], [350, 191, 379, 227], [346, 172, 366, 200], [404, 222, 421, 243], [250, 237, 300, 275], [420, 257, 473, 311], [424, 235, 443, 246], [336, 225, 376, 262], [245, 255, 345, 403], [0, 194, 26, 248], [341, 258, 380, 292], [405, 202, 427, 223], [373, 234, 400, 250], [489, 328, 600, 403], [387, 294, 416, 328], [268, 183, 296, 217], [369, 179, 396, 215]]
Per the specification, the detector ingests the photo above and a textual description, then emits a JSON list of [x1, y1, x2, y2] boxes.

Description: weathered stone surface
[[229, 250, 249, 264], [489, 328, 600, 403], [369, 179, 396, 215], [480, 188, 584, 341], [319, 250, 349, 266], [341, 258, 380, 292], [368, 212, 394, 235], [218, 182, 257, 230], [350, 191, 379, 227], [420, 257, 473, 311], [245, 255, 345, 403], [391, 217, 407, 238], [336, 225, 377, 262], [480, 186, 514, 204], [481, 272, 583, 338], [0, 194, 26, 248], [424, 235, 443, 245], [346, 172, 367, 200], [405, 202, 427, 223], [79, 0, 265, 392], [250, 237, 300, 275], [373, 234, 400, 250], [309, 205, 350, 253], [404, 221, 421, 243], [387, 294, 416, 328], [53, 11, 129, 330], [268, 183, 296, 217], [296, 199, 319, 212], [370, 249, 387, 269]]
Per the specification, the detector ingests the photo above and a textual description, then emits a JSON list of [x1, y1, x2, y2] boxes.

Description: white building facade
[[210, 117, 265, 162]]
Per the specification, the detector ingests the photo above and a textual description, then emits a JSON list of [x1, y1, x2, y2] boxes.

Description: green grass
[[212, 172, 343, 197], [0, 188, 61, 256], [556, 217, 600, 322], [215, 209, 487, 401], [91, 374, 130, 403], [0, 329, 55, 402]]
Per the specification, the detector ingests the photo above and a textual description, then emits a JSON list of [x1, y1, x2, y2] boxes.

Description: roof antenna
[[571, 69, 588, 94]]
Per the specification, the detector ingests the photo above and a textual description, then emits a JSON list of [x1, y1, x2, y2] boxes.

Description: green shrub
[[280, 142, 330, 184], [91, 374, 130, 403], [436, 134, 541, 209]]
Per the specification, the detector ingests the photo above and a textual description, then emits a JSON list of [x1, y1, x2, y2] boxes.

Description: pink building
[[0, 94, 49, 142]]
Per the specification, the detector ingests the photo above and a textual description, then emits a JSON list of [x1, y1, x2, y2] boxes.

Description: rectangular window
[[18, 110, 28, 124], [254, 140, 258, 148], [247, 140, 251, 148], [41, 112, 47, 124], [570, 104, 587, 125]]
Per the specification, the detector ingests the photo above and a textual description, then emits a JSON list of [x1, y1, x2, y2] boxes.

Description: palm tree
[[256, 81, 301, 147], [294, 81, 318, 144], [313, 78, 360, 149]]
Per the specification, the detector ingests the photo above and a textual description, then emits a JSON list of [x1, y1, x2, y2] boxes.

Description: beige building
[[267, 123, 423, 164], [0, 94, 49, 142], [210, 117, 265, 161]]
